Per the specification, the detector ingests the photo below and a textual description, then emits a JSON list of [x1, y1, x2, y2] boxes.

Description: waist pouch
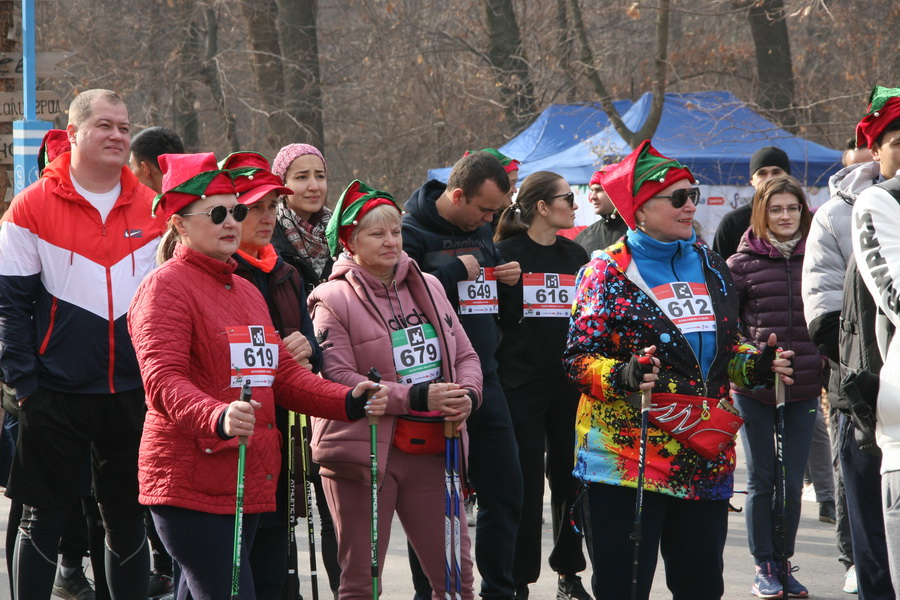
[[394, 412, 444, 455], [647, 393, 744, 460]]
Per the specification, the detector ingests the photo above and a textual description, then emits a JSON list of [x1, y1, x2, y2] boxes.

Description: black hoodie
[[402, 179, 506, 375]]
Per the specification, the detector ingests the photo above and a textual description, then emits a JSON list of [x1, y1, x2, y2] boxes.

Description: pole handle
[[366, 367, 382, 425], [239, 381, 252, 445], [774, 350, 786, 409]]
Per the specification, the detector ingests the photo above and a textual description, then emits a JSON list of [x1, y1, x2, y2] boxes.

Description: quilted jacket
[[308, 252, 482, 482], [727, 230, 821, 403], [128, 243, 353, 514], [564, 237, 768, 500]]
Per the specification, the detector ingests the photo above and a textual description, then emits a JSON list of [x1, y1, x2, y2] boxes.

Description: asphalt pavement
[[0, 455, 855, 600]]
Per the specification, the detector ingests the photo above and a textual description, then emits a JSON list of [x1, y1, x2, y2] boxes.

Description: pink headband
[[272, 143, 327, 182]]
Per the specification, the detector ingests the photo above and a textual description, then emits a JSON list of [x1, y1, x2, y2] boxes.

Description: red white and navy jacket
[[0, 152, 164, 400]]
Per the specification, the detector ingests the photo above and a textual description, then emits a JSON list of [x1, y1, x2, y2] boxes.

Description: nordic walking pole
[[451, 425, 462, 600], [774, 352, 789, 589], [629, 384, 652, 600], [231, 381, 252, 600], [443, 420, 463, 600], [366, 367, 382, 600], [299, 413, 320, 600]]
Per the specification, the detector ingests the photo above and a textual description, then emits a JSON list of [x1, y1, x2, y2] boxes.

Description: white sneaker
[[843, 565, 858, 594], [464, 496, 476, 526]]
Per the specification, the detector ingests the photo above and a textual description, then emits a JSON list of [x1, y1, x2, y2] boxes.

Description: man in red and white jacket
[[0, 89, 165, 599]]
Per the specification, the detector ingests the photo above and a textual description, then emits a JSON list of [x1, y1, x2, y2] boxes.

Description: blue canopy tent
[[426, 100, 633, 182], [427, 91, 842, 186]]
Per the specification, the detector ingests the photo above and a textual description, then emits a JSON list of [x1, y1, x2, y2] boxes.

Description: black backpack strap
[[875, 175, 900, 200]]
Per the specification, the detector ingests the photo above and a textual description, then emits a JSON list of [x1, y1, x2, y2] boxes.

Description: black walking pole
[[630, 386, 651, 600], [774, 355, 790, 589]]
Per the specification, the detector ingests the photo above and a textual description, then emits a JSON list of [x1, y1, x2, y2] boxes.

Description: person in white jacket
[[850, 84, 900, 596]]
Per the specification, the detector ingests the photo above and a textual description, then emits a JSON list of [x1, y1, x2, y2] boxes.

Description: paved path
[[0, 458, 854, 600]]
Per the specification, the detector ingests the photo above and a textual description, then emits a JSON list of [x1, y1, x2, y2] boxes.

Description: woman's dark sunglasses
[[651, 187, 700, 209], [549, 192, 575, 207], [181, 203, 249, 224]]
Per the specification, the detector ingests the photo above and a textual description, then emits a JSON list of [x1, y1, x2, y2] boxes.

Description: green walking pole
[[231, 381, 252, 600], [366, 367, 382, 600]]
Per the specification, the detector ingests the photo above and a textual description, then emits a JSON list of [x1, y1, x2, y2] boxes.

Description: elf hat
[[325, 179, 401, 256], [856, 85, 900, 149], [599, 140, 695, 230], [38, 129, 71, 175], [219, 151, 293, 206], [152, 152, 237, 221], [589, 162, 618, 187], [463, 148, 520, 173]]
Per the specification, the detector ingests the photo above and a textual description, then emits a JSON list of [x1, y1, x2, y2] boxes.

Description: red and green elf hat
[[856, 85, 900, 149], [152, 152, 237, 221], [219, 151, 293, 206], [325, 179, 401, 256], [589, 162, 618, 187], [599, 140, 695, 230], [463, 148, 520, 173], [38, 129, 70, 175]]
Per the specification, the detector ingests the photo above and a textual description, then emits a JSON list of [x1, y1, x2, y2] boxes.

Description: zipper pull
[[700, 400, 711, 421]]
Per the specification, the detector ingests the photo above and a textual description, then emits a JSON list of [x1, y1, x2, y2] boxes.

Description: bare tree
[[483, 0, 537, 132], [569, 0, 670, 148], [739, 0, 796, 129]]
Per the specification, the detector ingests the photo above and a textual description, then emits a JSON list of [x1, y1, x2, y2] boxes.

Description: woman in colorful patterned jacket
[[563, 141, 794, 600]]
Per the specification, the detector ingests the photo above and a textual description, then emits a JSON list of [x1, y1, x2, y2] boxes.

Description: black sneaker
[[52, 567, 96, 600], [148, 571, 174, 599], [819, 500, 836, 524], [557, 574, 593, 600], [514, 584, 529, 599]]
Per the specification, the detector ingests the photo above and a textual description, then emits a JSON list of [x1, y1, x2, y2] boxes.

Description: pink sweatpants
[[322, 449, 475, 600]]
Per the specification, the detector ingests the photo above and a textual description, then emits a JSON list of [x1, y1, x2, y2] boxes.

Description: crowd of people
[[0, 83, 899, 600]]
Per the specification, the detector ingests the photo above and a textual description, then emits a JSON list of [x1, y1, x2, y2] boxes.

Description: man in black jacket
[[403, 152, 527, 600], [574, 166, 626, 255], [712, 146, 792, 260]]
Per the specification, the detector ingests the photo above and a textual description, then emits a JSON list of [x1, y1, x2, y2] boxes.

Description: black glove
[[753, 343, 778, 389], [617, 354, 655, 393], [843, 370, 882, 457]]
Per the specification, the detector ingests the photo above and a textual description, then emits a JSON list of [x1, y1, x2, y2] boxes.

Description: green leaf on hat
[[867, 85, 900, 115], [632, 145, 686, 192]]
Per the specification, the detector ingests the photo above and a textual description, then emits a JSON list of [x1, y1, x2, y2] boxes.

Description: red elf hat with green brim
[[219, 151, 293, 206], [38, 129, 70, 175], [152, 152, 237, 221], [856, 85, 900, 150], [599, 140, 695, 231], [589, 162, 618, 187], [463, 148, 520, 173], [326, 179, 401, 256]]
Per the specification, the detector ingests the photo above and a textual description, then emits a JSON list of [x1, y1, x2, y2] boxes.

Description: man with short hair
[[130, 126, 185, 194], [712, 145, 792, 260], [0, 89, 164, 599], [403, 151, 526, 600], [574, 165, 626, 255], [802, 85, 900, 600]]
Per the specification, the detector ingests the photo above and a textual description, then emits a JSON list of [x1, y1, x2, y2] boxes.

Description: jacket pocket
[[38, 297, 59, 356]]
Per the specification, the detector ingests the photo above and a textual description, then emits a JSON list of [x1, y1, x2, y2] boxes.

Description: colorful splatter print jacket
[[564, 237, 768, 501]]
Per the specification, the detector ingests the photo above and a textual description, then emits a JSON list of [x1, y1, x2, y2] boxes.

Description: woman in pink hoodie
[[309, 180, 483, 600]]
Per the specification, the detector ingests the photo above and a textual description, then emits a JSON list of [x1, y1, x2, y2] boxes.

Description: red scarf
[[236, 243, 278, 273]]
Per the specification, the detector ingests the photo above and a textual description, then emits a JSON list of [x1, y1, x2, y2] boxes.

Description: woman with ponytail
[[494, 171, 592, 599]]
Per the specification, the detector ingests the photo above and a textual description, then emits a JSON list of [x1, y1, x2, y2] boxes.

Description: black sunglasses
[[549, 192, 575, 207], [651, 187, 700, 209], [181, 203, 249, 225]]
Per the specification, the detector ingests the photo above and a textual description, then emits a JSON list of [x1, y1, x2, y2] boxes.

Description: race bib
[[391, 323, 443, 384], [457, 267, 498, 315], [650, 282, 716, 334], [226, 325, 280, 387], [522, 272, 575, 318]]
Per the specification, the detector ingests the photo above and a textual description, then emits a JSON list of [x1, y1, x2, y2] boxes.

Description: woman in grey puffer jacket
[[726, 175, 822, 599]]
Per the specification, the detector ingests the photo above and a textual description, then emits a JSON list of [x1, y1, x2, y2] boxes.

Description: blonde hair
[[68, 89, 123, 127], [348, 204, 402, 249], [156, 222, 180, 265]]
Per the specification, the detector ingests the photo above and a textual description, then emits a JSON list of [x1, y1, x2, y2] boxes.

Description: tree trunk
[[276, 0, 324, 149], [198, 6, 240, 153], [569, 0, 670, 149], [747, 0, 796, 130], [556, 0, 577, 103], [240, 0, 292, 152], [174, 16, 202, 152], [483, 0, 537, 133]]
